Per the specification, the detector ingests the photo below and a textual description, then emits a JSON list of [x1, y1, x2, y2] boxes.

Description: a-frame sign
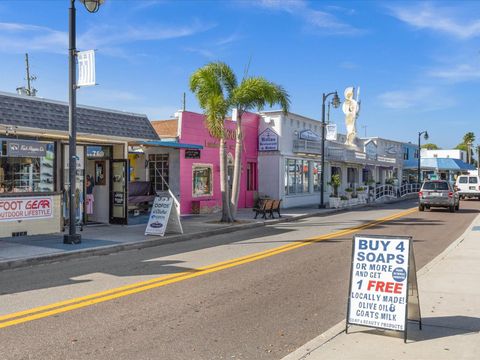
[[346, 234, 422, 342]]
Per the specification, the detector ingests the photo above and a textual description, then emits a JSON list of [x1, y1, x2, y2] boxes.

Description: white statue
[[342, 86, 360, 147]]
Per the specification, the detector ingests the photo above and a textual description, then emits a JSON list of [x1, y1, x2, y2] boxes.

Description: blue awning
[[418, 158, 476, 171], [134, 140, 203, 150]]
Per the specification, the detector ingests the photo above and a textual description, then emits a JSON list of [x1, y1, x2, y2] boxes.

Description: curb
[[0, 199, 413, 271], [282, 212, 480, 360]]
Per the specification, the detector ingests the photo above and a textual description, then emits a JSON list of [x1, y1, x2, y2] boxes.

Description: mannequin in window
[[86, 175, 95, 215]]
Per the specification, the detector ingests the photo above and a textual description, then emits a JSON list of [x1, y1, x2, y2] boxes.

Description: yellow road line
[[0, 207, 416, 329]]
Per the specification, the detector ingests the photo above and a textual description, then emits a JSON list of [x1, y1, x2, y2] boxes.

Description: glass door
[[110, 159, 127, 224]]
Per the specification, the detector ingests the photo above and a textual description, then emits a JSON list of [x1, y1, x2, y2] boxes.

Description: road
[[0, 199, 478, 359]]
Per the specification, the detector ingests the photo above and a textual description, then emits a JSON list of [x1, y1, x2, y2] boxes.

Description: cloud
[[388, 3, 480, 39], [378, 87, 455, 111], [428, 63, 480, 82], [255, 0, 362, 35], [0, 20, 215, 56], [339, 61, 358, 70], [183, 47, 216, 59]]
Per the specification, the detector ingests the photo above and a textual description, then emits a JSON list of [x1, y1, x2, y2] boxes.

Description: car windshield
[[458, 177, 468, 184], [469, 177, 478, 184], [423, 182, 449, 191]]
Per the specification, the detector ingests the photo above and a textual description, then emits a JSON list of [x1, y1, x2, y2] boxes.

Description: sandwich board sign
[[346, 234, 422, 342], [145, 190, 183, 236]]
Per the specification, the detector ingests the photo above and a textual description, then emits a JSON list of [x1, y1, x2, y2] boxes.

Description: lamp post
[[64, 0, 103, 245], [417, 130, 429, 185], [319, 91, 341, 208]]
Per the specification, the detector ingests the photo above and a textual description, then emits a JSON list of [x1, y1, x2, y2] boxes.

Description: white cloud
[[388, 3, 480, 39], [0, 20, 215, 56], [378, 87, 455, 111], [428, 64, 480, 82], [255, 0, 362, 35]]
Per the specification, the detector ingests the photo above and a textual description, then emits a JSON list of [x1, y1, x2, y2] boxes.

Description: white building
[[258, 111, 403, 208], [421, 149, 467, 162]]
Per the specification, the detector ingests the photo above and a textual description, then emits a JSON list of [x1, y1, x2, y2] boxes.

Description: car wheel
[[419, 205, 425, 212], [449, 205, 455, 213], [426, 205, 430, 209]]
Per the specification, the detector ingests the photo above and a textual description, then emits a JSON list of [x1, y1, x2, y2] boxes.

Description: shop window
[[193, 164, 213, 197], [313, 161, 321, 192], [148, 154, 169, 192], [403, 148, 409, 160], [285, 159, 309, 195], [0, 139, 55, 193], [246, 162, 257, 191]]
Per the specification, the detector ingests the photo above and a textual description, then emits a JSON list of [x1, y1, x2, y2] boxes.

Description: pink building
[[147, 110, 260, 215]]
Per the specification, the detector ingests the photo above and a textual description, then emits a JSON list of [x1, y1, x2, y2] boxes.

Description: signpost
[[346, 234, 422, 342], [145, 190, 183, 236]]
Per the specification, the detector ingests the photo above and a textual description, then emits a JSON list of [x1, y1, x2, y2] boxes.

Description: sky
[[0, 0, 479, 148]]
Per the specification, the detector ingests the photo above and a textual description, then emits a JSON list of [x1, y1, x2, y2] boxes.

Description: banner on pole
[[326, 124, 337, 141], [77, 50, 96, 87], [346, 234, 421, 342]]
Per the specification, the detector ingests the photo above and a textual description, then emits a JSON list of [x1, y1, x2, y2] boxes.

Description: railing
[[326, 148, 398, 166], [399, 183, 420, 197], [370, 183, 420, 202], [293, 139, 322, 154]]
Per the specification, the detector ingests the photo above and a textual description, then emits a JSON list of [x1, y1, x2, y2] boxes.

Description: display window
[[285, 159, 310, 194], [193, 164, 213, 197], [0, 139, 55, 193]]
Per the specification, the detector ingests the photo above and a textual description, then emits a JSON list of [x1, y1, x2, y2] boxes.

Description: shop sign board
[[258, 128, 278, 151], [0, 196, 53, 222], [326, 124, 338, 141], [299, 129, 320, 142], [145, 190, 183, 236], [7, 140, 46, 157], [346, 234, 422, 342], [185, 149, 201, 159]]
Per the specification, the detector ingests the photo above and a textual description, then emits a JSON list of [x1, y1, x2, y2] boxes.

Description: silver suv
[[419, 180, 460, 212]]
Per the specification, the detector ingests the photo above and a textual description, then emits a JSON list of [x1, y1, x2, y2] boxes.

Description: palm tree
[[229, 77, 290, 216], [463, 132, 475, 164], [190, 63, 237, 222]]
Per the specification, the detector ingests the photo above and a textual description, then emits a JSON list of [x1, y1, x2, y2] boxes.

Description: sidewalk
[[0, 203, 363, 270], [283, 214, 480, 360]]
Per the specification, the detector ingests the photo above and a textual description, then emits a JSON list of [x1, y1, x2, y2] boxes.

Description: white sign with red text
[[347, 235, 410, 331], [0, 196, 53, 222]]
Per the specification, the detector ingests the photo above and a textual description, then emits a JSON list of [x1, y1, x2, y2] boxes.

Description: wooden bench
[[253, 199, 282, 219]]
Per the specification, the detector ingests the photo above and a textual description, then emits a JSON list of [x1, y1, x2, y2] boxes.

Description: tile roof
[[151, 119, 178, 138], [0, 92, 159, 140]]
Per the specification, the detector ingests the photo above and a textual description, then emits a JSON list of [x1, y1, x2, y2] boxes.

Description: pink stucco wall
[[178, 111, 259, 215]]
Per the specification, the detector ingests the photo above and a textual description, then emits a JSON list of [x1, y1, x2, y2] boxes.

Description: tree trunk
[[220, 139, 234, 222], [230, 112, 243, 217]]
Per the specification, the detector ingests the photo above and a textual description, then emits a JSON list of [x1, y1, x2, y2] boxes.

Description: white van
[[455, 175, 480, 199]]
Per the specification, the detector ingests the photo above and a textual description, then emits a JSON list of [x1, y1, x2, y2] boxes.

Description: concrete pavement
[[0, 201, 393, 270], [283, 212, 480, 360]]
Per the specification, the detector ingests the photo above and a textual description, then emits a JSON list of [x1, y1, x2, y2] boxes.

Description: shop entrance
[[84, 146, 112, 224]]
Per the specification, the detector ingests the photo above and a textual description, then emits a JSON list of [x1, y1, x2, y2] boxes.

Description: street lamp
[[319, 91, 341, 208], [64, 0, 103, 245], [417, 130, 429, 185]]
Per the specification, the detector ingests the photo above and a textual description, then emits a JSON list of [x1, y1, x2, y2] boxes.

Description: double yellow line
[[0, 207, 416, 330]]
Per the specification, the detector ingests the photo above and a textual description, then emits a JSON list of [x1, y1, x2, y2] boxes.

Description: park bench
[[253, 199, 282, 219]]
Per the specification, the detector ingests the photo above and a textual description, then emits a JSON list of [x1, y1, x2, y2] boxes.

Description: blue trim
[[140, 140, 203, 150]]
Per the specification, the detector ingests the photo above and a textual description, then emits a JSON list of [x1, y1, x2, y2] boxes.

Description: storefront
[[150, 110, 259, 214], [258, 111, 403, 208], [0, 91, 158, 238]]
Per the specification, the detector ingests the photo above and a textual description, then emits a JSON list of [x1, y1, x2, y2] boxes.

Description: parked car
[[455, 175, 480, 199], [419, 180, 459, 212]]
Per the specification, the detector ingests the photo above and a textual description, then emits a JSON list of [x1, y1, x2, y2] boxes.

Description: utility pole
[[182, 92, 186, 111], [17, 53, 37, 96]]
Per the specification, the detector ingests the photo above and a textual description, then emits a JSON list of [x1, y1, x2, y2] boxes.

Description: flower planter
[[329, 197, 340, 208]]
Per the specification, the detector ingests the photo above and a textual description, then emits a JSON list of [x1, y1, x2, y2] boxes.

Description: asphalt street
[[0, 199, 478, 360]]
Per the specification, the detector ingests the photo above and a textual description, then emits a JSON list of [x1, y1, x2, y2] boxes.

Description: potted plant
[[329, 193, 340, 208], [328, 174, 341, 197], [340, 195, 349, 207], [345, 187, 353, 199]]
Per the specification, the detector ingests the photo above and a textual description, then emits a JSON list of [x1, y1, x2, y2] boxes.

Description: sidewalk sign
[[346, 234, 422, 342], [145, 190, 183, 236]]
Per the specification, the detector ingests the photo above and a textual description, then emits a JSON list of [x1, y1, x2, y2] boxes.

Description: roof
[[0, 91, 158, 140], [404, 157, 476, 171], [151, 119, 178, 138]]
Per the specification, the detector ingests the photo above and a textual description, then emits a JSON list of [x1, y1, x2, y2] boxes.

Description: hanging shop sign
[[326, 124, 338, 141], [145, 190, 183, 236], [0, 196, 53, 222], [185, 149, 201, 159], [365, 141, 378, 160], [6, 140, 46, 157], [346, 234, 422, 342], [299, 129, 321, 142], [258, 128, 279, 151]]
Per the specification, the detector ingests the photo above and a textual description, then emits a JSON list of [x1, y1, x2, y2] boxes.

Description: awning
[[132, 140, 203, 150], [419, 158, 476, 171]]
